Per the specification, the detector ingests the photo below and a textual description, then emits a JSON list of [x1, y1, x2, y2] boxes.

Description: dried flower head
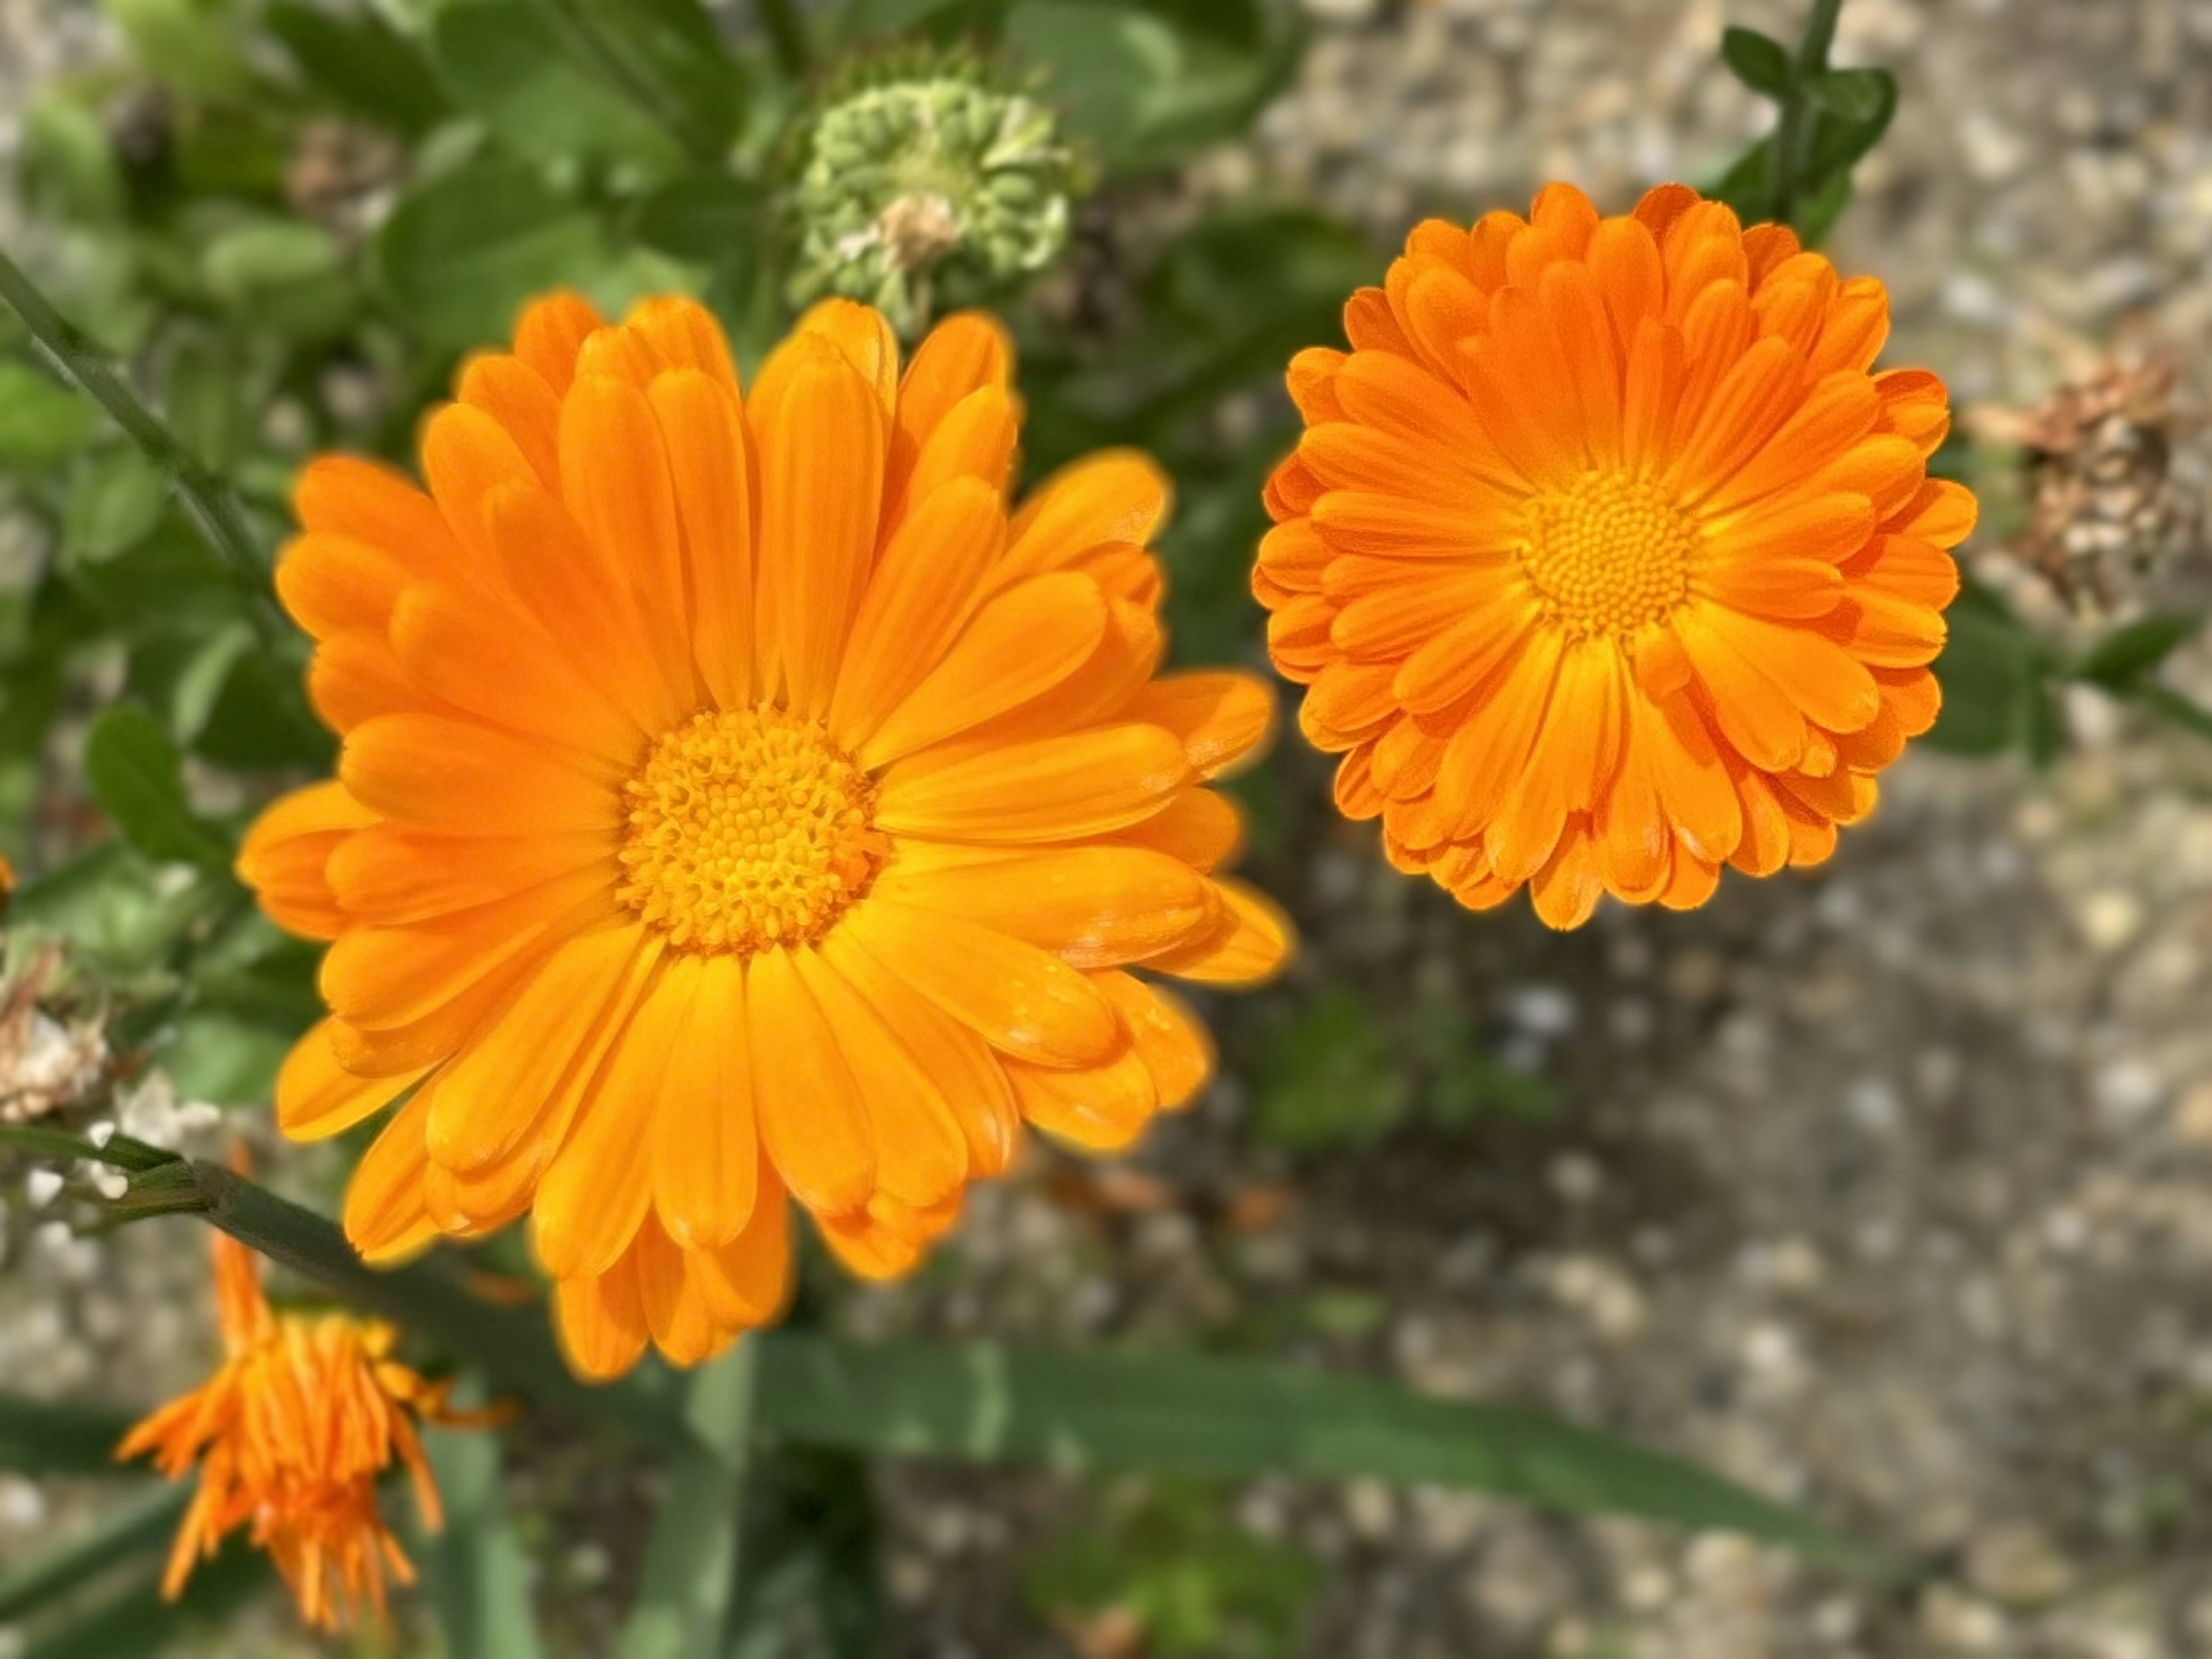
[[0, 942, 108, 1126], [118, 1210, 488, 1630], [1968, 337, 2203, 619]]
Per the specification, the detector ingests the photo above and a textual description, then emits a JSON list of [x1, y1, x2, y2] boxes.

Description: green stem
[[1770, 0, 1846, 225], [172, 1160, 697, 1450], [755, 0, 811, 81], [0, 249, 270, 605], [618, 1341, 760, 1659]]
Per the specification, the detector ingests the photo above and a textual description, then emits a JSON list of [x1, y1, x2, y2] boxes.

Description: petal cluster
[[240, 294, 1287, 1379], [118, 1228, 469, 1631], [1257, 184, 1976, 927]]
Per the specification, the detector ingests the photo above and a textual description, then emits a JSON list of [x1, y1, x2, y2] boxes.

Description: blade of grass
[[420, 1393, 548, 1659], [619, 1339, 760, 1659], [142, 1166, 1892, 1578], [0, 1487, 186, 1624], [750, 1335, 1899, 1580], [0, 1392, 140, 1476], [19, 1544, 267, 1659]]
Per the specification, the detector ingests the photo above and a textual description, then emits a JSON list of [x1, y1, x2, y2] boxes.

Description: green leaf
[[1005, 2, 1180, 167], [0, 359, 102, 468], [631, 173, 766, 267], [19, 96, 127, 224], [428, 0, 685, 171], [1027, 1479, 1316, 1658], [2114, 680, 2212, 743], [2074, 611, 2202, 689], [725, 1444, 884, 1659], [203, 221, 357, 340], [559, 0, 748, 157], [162, 334, 249, 472], [1255, 987, 1407, 1152], [265, 0, 454, 136], [61, 449, 168, 565], [1001, 0, 1296, 173], [420, 1397, 547, 1659], [201, 220, 342, 297], [374, 157, 609, 351], [1805, 67, 1897, 179], [1721, 26, 1790, 96], [81, 703, 233, 871], [1794, 167, 1854, 246], [104, 0, 257, 100], [188, 647, 333, 770], [1815, 65, 1892, 124], [0, 1393, 138, 1476], [2, 842, 230, 974], [619, 1344, 759, 1659], [1711, 137, 1776, 224], [0, 1488, 185, 1626], [159, 1010, 290, 1105], [1926, 591, 2050, 757], [751, 1336, 1892, 1575]]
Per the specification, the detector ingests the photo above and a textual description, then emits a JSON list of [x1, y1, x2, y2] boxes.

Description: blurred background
[[4, 0, 2212, 1655]]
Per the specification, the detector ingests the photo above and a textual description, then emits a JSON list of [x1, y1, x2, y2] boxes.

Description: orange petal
[[845, 899, 1120, 1067], [751, 334, 887, 715], [275, 1019, 423, 1141], [745, 946, 876, 1215], [875, 724, 1191, 842], [652, 953, 759, 1249]]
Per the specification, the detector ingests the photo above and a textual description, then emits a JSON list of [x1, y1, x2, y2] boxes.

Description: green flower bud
[[786, 59, 1082, 336]]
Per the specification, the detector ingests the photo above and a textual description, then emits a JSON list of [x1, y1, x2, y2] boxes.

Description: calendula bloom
[[118, 1222, 474, 1630], [1257, 184, 1975, 927], [240, 294, 1287, 1379]]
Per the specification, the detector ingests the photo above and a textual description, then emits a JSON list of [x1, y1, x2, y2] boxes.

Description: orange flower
[[118, 1223, 475, 1631], [239, 295, 1287, 1379], [1257, 184, 1975, 927]]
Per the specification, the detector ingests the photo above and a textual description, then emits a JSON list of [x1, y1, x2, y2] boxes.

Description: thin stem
[[755, 0, 811, 82], [0, 249, 268, 601], [181, 1160, 699, 1450], [1770, 0, 1847, 226]]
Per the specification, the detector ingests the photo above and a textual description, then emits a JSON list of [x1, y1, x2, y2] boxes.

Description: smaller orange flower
[[118, 1213, 484, 1630]]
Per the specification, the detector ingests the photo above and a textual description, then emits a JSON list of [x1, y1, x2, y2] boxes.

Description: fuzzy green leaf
[[81, 703, 233, 871]]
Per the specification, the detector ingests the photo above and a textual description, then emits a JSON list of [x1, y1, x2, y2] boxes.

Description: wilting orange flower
[[239, 294, 1287, 1379], [118, 1222, 475, 1630], [1257, 184, 1975, 927]]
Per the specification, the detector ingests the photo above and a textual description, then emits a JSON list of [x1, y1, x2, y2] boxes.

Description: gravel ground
[[7, 2, 2212, 1657], [863, 2, 2212, 1656]]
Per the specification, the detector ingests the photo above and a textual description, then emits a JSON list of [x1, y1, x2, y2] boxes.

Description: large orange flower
[[1257, 184, 1975, 927], [118, 1221, 476, 1630], [240, 295, 1287, 1378]]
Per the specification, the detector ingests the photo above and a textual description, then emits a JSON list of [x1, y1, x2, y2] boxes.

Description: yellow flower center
[[616, 707, 887, 956], [1516, 471, 1699, 638]]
